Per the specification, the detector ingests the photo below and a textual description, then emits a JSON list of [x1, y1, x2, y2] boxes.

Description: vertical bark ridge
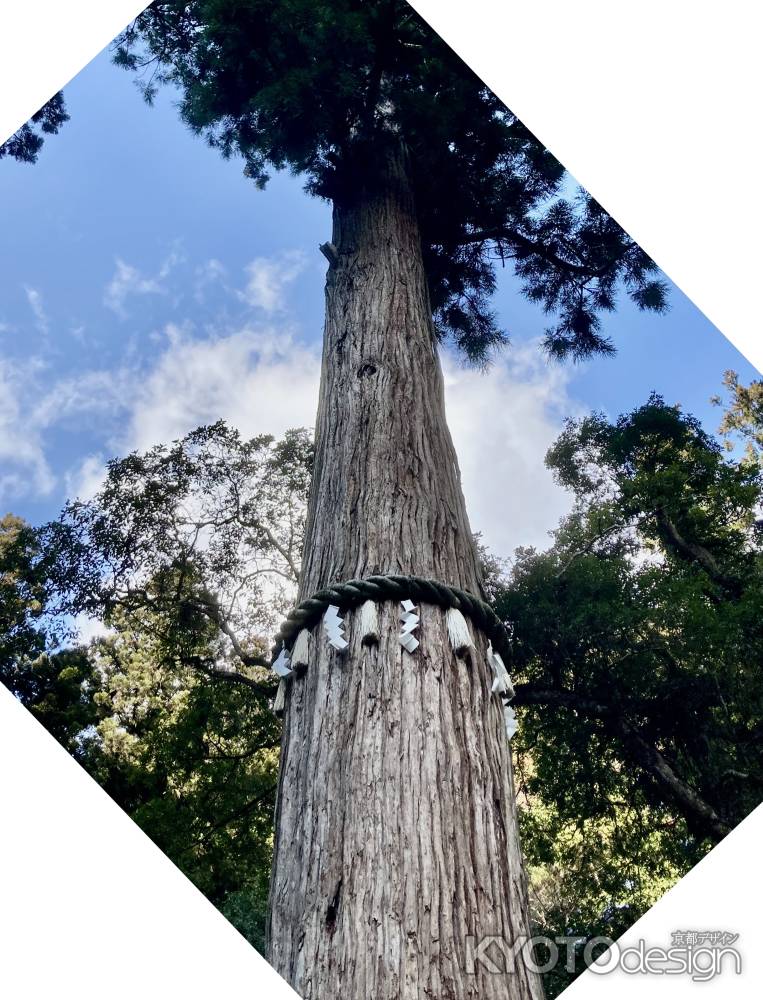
[[269, 143, 543, 999]]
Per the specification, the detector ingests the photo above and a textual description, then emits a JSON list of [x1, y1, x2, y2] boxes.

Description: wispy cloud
[[0, 358, 132, 504], [239, 250, 307, 313], [0, 320, 320, 505], [24, 286, 49, 336], [104, 259, 164, 318], [103, 248, 184, 319], [0, 358, 55, 500], [64, 453, 108, 502], [194, 258, 227, 303]]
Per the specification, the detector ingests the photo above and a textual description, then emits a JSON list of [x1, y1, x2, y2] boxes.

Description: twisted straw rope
[[271, 573, 511, 664]]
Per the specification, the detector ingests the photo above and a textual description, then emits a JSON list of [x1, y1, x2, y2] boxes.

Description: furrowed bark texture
[[268, 146, 542, 1000]]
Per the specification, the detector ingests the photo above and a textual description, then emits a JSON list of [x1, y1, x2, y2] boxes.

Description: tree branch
[[655, 507, 740, 593], [513, 683, 731, 840], [188, 656, 276, 698], [451, 226, 622, 280]]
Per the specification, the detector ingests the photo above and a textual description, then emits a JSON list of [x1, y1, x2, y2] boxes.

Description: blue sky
[[1, 46, 758, 559]]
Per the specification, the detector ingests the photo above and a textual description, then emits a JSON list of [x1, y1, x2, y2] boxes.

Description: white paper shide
[[323, 605, 349, 651], [398, 599, 420, 653]]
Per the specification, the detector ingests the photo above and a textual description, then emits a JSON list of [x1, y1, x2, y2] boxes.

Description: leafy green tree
[[1, 514, 99, 754], [5, 605, 280, 955], [0, 92, 69, 163], [87, 618, 281, 953], [1, 513, 51, 669], [520, 798, 685, 998], [5, 646, 102, 755], [714, 369, 763, 464], [45, 422, 312, 692], [7, 426, 310, 956], [4, 427, 310, 954], [494, 394, 763, 994]]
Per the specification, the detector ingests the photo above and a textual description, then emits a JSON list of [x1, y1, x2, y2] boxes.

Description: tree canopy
[[114, 0, 667, 363], [0, 92, 69, 163], [4, 426, 311, 954], [44, 422, 312, 691], [498, 390, 763, 993], [714, 370, 763, 465]]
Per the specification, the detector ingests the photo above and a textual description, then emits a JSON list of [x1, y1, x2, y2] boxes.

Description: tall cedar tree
[[116, 3, 667, 996]]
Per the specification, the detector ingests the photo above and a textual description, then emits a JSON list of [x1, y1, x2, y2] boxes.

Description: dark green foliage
[[496, 392, 763, 995], [220, 884, 272, 954], [88, 621, 281, 935], [1, 514, 102, 758], [114, 0, 667, 362], [2, 425, 312, 954], [5, 647, 102, 754], [0, 92, 69, 163]]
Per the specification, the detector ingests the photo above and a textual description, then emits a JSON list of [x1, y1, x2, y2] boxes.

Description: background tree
[[46, 421, 312, 690], [88, 617, 281, 953], [495, 393, 763, 995], [1, 514, 51, 670], [109, 3, 674, 995], [0, 92, 69, 163], [714, 370, 763, 464], [4, 425, 311, 955]]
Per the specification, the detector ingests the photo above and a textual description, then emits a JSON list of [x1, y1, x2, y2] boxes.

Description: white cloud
[[0, 322, 320, 506], [4, 301, 579, 566], [64, 454, 107, 502], [194, 258, 227, 302], [444, 342, 579, 557], [125, 326, 577, 557], [239, 250, 307, 313], [104, 259, 164, 318], [32, 369, 132, 430], [157, 246, 184, 280], [24, 286, 49, 336], [0, 358, 130, 504], [72, 613, 113, 645], [0, 359, 55, 500], [125, 323, 320, 452], [103, 246, 185, 320]]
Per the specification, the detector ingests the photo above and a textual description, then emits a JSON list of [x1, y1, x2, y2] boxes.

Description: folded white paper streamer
[[272, 646, 293, 678], [504, 703, 518, 741], [323, 605, 349, 651], [359, 599, 380, 646], [487, 642, 514, 698], [273, 678, 287, 714], [399, 599, 420, 653]]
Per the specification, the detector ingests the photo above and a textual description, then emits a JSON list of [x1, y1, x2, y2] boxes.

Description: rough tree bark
[[268, 143, 543, 1000]]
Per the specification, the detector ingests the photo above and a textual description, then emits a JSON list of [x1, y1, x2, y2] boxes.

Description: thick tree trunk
[[268, 144, 543, 1000]]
